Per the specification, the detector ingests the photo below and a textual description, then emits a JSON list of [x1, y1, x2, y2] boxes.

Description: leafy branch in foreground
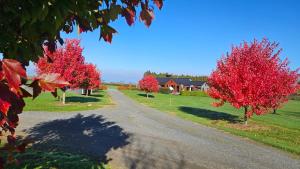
[[0, 0, 163, 65], [0, 59, 69, 168], [0, 1, 163, 168]]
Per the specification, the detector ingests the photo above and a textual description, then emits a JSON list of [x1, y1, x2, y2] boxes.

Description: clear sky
[[36, 0, 300, 82]]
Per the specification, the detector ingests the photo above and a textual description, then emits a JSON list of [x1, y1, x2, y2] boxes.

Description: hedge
[[159, 87, 170, 94], [289, 94, 300, 101], [117, 85, 138, 90], [99, 85, 108, 90], [180, 90, 208, 97]]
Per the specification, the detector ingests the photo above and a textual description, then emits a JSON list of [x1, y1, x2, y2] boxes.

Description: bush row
[[288, 94, 300, 101], [99, 85, 108, 90], [180, 90, 208, 97], [117, 85, 138, 90], [159, 87, 171, 94]]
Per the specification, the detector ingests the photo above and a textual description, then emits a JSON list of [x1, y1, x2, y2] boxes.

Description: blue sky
[[34, 0, 300, 82]]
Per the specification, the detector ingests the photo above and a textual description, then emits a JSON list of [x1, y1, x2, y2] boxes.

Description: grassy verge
[[24, 90, 112, 112], [4, 149, 110, 169], [122, 90, 300, 155]]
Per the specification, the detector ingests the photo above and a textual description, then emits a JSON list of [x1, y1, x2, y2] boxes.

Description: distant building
[[156, 77, 209, 93]]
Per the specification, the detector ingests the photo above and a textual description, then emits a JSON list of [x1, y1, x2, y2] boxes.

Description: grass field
[[3, 148, 110, 169], [24, 90, 112, 112], [122, 90, 300, 155]]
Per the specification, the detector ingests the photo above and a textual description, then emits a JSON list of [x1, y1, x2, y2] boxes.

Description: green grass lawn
[[122, 90, 300, 155], [3, 148, 110, 169], [24, 90, 112, 112]]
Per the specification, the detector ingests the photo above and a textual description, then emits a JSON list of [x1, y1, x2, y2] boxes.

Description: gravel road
[[18, 89, 300, 169]]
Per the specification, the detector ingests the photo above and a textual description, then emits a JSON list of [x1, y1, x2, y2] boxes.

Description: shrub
[[99, 85, 108, 90], [288, 94, 300, 101], [180, 90, 208, 97], [117, 85, 138, 90], [159, 87, 170, 94]]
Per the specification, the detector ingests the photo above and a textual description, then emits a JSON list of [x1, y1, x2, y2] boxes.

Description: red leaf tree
[[139, 75, 159, 98], [208, 39, 299, 125], [80, 63, 101, 95], [37, 39, 87, 103], [37, 39, 86, 89]]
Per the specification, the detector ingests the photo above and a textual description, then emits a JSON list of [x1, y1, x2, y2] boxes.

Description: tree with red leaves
[[80, 63, 101, 96], [37, 39, 86, 104], [139, 75, 159, 98], [208, 39, 299, 125]]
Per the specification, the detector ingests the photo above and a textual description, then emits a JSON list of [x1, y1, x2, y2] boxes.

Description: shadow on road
[[117, 138, 190, 169], [179, 106, 241, 123], [24, 114, 130, 164]]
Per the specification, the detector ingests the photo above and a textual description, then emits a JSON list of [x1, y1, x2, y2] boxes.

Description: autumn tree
[[37, 39, 86, 104], [139, 75, 159, 98], [208, 39, 299, 125], [80, 63, 101, 96], [0, 1, 163, 167]]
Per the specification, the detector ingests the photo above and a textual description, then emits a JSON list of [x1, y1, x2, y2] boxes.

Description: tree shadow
[[179, 106, 241, 123], [66, 96, 101, 103], [116, 138, 193, 169], [23, 114, 131, 166], [137, 93, 155, 98]]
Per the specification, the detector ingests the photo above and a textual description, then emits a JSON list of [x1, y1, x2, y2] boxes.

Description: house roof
[[173, 78, 192, 86], [191, 81, 205, 86], [156, 77, 172, 85], [156, 77, 205, 86]]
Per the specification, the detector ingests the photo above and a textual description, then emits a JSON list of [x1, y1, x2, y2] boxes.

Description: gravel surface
[[18, 89, 300, 169]]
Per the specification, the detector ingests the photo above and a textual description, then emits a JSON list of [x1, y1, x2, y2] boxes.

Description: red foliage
[[139, 75, 159, 94], [37, 39, 86, 89], [208, 39, 299, 120], [81, 64, 101, 90], [0, 59, 68, 167]]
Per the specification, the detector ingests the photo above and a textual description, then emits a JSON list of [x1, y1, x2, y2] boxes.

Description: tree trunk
[[146, 92, 149, 98], [244, 106, 248, 125], [62, 91, 66, 105], [86, 89, 89, 96], [273, 109, 277, 114]]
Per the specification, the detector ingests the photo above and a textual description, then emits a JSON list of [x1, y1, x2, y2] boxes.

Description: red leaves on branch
[[98, 0, 161, 43], [0, 58, 69, 167], [123, 7, 136, 26], [153, 0, 163, 10], [100, 25, 117, 43], [208, 39, 299, 119], [0, 99, 10, 116], [30, 73, 70, 99], [139, 75, 159, 94], [1, 59, 26, 92], [34, 74, 69, 92], [139, 2, 155, 27], [140, 9, 154, 27]]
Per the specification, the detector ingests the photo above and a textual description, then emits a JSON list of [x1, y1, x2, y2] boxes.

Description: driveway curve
[[18, 89, 300, 169]]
